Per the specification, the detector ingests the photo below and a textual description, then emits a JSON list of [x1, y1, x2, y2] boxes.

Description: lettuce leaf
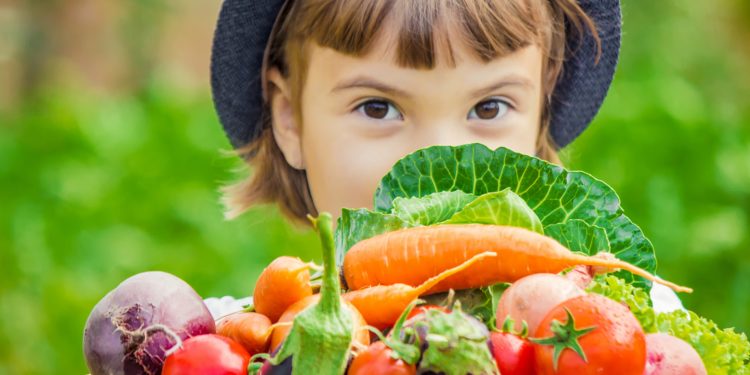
[[588, 275, 750, 373], [373, 144, 656, 288]]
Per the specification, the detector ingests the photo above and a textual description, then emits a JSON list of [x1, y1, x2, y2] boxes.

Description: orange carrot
[[216, 312, 273, 355], [343, 251, 496, 329], [254, 256, 314, 322], [343, 224, 692, 293]]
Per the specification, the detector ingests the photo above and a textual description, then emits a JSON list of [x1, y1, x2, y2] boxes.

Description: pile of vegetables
[[83, 144, 750, 374]]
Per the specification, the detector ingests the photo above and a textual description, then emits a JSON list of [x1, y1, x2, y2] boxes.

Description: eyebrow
[[331, 76, 411, 98], [469, 76, 535, 98], [330, 74, 535, 98]]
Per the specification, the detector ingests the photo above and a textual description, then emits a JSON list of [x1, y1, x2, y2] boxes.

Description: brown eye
[[364, 102, 388, 118], [468, 99, 509, 120], [357, 100, 402, 120]]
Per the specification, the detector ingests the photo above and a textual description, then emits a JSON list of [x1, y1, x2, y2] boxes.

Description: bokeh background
[[1, 0, 749, 373]]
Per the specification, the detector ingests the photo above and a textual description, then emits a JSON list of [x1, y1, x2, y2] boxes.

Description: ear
[[266, 67, 305, 170]]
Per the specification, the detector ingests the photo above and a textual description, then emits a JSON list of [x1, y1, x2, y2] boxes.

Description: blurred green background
[[1, 0, 748, 373]]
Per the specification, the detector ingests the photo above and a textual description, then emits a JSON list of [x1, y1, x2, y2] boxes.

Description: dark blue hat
[[211, 0, 621, 149]]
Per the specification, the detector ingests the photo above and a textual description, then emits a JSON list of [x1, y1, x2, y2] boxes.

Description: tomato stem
[[530, 308, 596, 371]]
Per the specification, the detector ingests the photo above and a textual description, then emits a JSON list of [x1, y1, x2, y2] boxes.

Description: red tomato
[[532, 294, 646, 375], [405, 304, 450, 321], [163, 334, 251, 375], [489, 331, 535, 375], [348, 341, 416, 375]]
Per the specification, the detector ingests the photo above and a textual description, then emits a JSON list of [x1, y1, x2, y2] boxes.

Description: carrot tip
[[654, 277, 693, 293]]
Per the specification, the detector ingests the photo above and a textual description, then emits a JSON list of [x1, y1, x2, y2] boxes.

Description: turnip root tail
[[578, 252, 693, 293], [413, 251, 497, 295], [113, 322, 184, 356]]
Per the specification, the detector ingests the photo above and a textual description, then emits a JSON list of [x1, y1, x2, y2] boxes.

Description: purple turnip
[[83, 271, 215, 375]]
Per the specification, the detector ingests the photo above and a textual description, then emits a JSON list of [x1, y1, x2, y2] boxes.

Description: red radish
[[216, 312, 273, 355], [497, 273, 585, 333], [490, 331, 535, 375], [162, 334, 250, 375], [644, 333, 707, 375], [254, 256, 313, 322], [83, 271, 215, 375], [343, 224, 691, 294]]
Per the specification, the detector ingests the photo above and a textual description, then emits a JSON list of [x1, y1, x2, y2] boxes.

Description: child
[[206, 0, 683, 316]]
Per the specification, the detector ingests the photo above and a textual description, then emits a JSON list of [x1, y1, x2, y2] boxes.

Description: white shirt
[[650, 282, 686, 314]]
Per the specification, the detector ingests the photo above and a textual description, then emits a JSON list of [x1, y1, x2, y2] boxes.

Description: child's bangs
[[298, 0, 553, 69]]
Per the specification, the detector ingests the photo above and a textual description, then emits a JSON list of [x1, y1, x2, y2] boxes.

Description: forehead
[[305, 40, 543, 97]]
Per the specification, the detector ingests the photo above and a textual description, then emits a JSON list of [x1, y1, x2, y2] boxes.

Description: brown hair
[[223, 0, 599, 223]]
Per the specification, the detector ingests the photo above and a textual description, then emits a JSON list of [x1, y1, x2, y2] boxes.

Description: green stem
[[309, 213, 341, 312]]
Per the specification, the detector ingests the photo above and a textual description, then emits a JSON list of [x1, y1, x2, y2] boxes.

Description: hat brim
[[211, 0, 621, 149]]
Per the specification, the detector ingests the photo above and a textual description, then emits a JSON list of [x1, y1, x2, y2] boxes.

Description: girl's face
[[269, 29, 544, 217]]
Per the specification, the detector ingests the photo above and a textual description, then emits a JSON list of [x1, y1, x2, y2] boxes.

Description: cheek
[[478, 116, 541, 156], [299, 112, 406, 215], [458, 107, 541, 157]]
